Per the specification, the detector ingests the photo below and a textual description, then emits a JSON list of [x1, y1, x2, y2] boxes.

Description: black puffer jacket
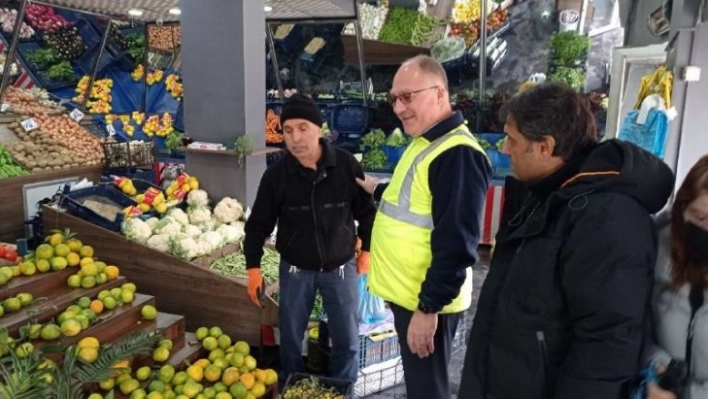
[[459, 140, 675, 399]]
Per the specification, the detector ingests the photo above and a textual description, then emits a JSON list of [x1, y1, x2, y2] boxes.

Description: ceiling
[[35, 0, 357, 22]]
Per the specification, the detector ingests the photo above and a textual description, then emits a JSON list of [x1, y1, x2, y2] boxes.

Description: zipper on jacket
[[311, 179, 324, 267], [536, 331, 552, 399]]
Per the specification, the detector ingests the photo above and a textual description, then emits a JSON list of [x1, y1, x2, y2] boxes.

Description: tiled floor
[[363, 248, 491, 399]]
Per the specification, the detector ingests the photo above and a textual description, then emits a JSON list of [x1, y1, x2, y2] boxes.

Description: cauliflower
[[145, 217, 160, 231], [146, 234, 171, 252], [166, 208, 189, 225], [169, 233, 200, 259], [153, 216, 182, 236], [187, 206, 212, 225], [213, 197, 244, 224], [217, 222, 245, 244], [121, 218, 152, 244], [200, 231, 223, 250], [200, 219, 218, 232], [186, 189, 209, 207], [195, 237, 214, 257], [183, 224, 202, 237]]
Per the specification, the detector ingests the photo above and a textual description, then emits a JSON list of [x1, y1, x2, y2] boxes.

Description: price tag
[[106, 123, 116, 136], [1, 103, 9, 113], [69, 108, 85, 122], [21, 118, 39, 132]]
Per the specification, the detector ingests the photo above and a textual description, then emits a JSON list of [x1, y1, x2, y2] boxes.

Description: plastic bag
[[358, 274, 387, 325], [618, 98, 669, 159]]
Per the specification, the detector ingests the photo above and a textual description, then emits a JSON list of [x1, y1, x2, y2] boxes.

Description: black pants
[[390, 303, 462, 399]]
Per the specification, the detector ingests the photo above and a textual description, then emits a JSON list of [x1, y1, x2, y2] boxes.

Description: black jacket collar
[[286, 138, 337, 175], [421, 111, 466, 142]]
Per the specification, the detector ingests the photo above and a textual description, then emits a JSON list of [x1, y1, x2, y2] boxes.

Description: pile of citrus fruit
[[0, 291, 33, 319], [91, 326, 277, 399]]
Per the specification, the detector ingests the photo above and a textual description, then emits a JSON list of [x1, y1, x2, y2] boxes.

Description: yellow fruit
[[214, 393, 231, 399], [67, 274, 81, 288], [60, 319, 82, 337], [40, 324, 61, 341], [54, 243, 71, 257], [253, 369, 266, 384], [250, 382, 265, 398], [78, 346, 99, 363], [79, 246, 94, 258], [229, 353, 244, 368], [209, 327, 223, 338], [155, 202, 167, 213], [204, 364, 222, 382], [122, 282, 137, 292], [239, 373, 255, 390], [222, 367, 240, 386], [50, 257, 68, 271], [138, 203, 151, 212], [10, 265, 20, 277], [96, 273, 108, 284], [195, 327, 209, 341], [244, 356, 257, 371], [121, 290, 135, 304], [16, 292, 33, 306], [153, 346, 170, 363], [147, 392, 163, 399], [136, 366, 152, 381], [264, 369, 277, 385], [99, 378, 115, 390], [244, 394, 255, 399], [202, 337, 218, 351], [3, 297, 22, 312], [75, 314, 89, 330], [0, 273, 8, 286], [19, 261, 36, 276], [158, 364, 176, 383], [15, 342, 34, 358], [188, 179, 199, 190], [142, 305, 157, 320], [90, 300, 104, 314], [81, 263, 98, 277], [209, 349, 225, 363], [36, 259, 51, 272], [136, 194, 146, 203], [187, 364, 204, 382], [120, 378, 140, 395], [212, 358, 228, 370], [159, 339, 174, 350], [81, 276, 97, 289], [78, 337, 100, 349], [194, 359, 210, 369], [131, 390, 147, 399], [80, 257, 94, 267], [111, 287, 123, 299], [217, 335, 232, 350], [48, 233, 64, 246], [98, 290, 112, 300], [233, 341, 250, 356], [105, 265, 120, 280], [36, 243, 54, 259], [103, 296, 118, 310], [67, 238, 83, 253], [66, 253, 80, 267], [229, 382, 247, 399]]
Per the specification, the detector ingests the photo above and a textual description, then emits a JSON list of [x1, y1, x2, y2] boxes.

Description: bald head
[[400, 54, 449, 91]]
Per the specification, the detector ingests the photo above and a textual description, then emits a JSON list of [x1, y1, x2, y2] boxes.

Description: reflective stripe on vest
[[377, 129, 477, 230]]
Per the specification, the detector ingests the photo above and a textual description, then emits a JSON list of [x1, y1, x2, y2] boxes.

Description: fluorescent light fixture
[[128, 8, 144, 16], [169, 7, 181, 15], [264, 5, 273, 12]]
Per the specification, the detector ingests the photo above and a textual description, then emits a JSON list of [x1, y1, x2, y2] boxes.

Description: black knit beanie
[[280, 93, 323, 127]]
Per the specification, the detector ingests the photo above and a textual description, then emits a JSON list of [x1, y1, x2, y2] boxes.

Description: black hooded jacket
[[459, 140, 675, 399]]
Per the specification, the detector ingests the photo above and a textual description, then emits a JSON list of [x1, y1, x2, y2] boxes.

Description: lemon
[[79, 245, 95, 258], [78, 346, 99, 363], [158, 364, 175, 383], [3, 297, 22, 313], [141, 305, 157, 320], [99, 378, 115, 390], [81, 263, 98, 277], [229, 353, 244, 368], [122, 282, 137, 292], [147, 392, 164, 399], [233, 341, 250, 356], [36, 259, 51, 272], [119, 378, 140, 395], [66, 252, 80, 267], [221, 367, 240, 386], [10, 265, 20, 277], [87, 394, 103, 399], [209, 349, 225, 363], [81, 276, 97, 289], [212, 358, 228, 370], [80, 257, 94, 267], [103, 296, 118, 310], [68, 238, 83, 253], [209, 326, 223, 338], [171, 371, 188, 385], [0, 273, 8, 286], [204, 364, 222, 382], [98, 290, 112, 300], [54, 244, 71, 257], [48, 232, 64, 246], [61, 319, 82, 337], [121, 289, 135, 304], [36, 244, 54, 259], [19, 261, 36, 276], [202, 337, 218, 351], [250, 382, 265, 398], [78, 337, 100, 349], [16, 292, 33, 306], [158, 339, 174, 350], [136, 366, 152, 381], [96, 272, 108, 284], [94, 261, 107, 273], [186, 364, 204, 382], [15, 342, 34, 358], [153, 346, 170, 363], [264, 369, 277, 385], [131, 390, 147, 399], [244, 356, 257, 371], [195, 327, 209, 341], [217, 335, 232, 350], [214, 393, 231, 399], [40, 324, 61, 341], [50, 257, 68, 271], [67, 274, 82, 288]]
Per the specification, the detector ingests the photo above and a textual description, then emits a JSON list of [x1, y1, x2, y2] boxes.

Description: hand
[[407, 310, 438, 358], [357, 251, 370, 275], [247, 268, 263, 308], [646, 382, 676, 399], [356, 174, 379, 195]]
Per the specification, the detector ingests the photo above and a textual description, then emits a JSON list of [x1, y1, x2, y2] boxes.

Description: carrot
[[265, 109, 284, 144]]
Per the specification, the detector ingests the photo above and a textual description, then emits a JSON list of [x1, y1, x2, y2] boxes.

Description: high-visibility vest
[[369, 126, 488, 313]]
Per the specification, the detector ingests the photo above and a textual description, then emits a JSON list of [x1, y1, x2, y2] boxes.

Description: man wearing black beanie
[[243, 93, 376, 386]]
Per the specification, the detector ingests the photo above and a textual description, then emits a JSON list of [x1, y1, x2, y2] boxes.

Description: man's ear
[[538, 135, 556, 159]]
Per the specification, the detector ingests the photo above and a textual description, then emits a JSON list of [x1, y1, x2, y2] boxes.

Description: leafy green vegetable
[[27, 48, 60, 68], [550, 31, 590, 64], [476, 139, 492, 150], [379, 8, 445, 46], [164, 131, 184, 150], [548, 67, 587, 92], [360, 129, 387, 149], [126, 33, 145, 60], [42, 61, 75, 82], [385, 128, 407, 147], [362, 148, 388, 171], [431, 37, 466, 63], [496, 137, 506, 151]]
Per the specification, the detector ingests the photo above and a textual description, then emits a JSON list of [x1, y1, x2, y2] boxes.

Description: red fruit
[[4, 249, 18, 262], [0, 245, 6, 258]]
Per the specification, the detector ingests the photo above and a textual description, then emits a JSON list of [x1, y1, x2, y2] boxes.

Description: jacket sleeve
[[553, 195, 657, 399], [352, 159, 377, 251], [418, 146, 491, 312], [244, 171, 279, 269], [373, 182, 389, 202]]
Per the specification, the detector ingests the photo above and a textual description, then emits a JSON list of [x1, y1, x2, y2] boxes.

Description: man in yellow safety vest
[[356, 55, 491, 399]]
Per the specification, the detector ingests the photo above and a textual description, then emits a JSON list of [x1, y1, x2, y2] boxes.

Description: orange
[[239, 373, 255, 390], [221, 367, 240, 386], [90, 300, 104, 314], [80, 257, 94, 267], [105, 265, 120, 280], [254, 369, 266, 383], [66, 253, 80, 267]]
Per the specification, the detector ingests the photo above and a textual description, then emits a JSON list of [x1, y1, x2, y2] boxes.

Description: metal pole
[[477, 0, 488, 132], [142, 23, 149, 112], [0, 0, 27, 100], [82, 17, 112, 112], [266, 24, 284, 98], [578, 0, 590, 33], [353, 16, 368, 106]]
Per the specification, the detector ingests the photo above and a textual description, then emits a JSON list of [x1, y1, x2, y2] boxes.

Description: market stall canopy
[[33, 0, 357, 22]]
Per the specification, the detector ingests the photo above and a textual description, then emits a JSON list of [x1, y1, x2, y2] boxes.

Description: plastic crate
[[441, 53, 467, 84], [103, 141, 155, 168], [359, 331, 400, 369], [77, 43, 116, 75], [174, 102, 184, 131], [33, 65, 81, 92], [332, 104, 368, 139], [354, 358, 405, 397], [60, 184, 136, 232], [17, 41, 45, 72], [273, 24, 303, 54], [283, 373, 353, 399]]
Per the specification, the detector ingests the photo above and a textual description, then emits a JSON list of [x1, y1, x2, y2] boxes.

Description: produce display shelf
[[76, 43, 116, 75], [174, 102, 184, 132], [332, 104, 369, 141], [59, 184, 135, 232]]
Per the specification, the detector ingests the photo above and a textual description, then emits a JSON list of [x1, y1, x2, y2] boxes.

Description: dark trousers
[[390, 303, 462, 399], [278, 258, 359, 386]]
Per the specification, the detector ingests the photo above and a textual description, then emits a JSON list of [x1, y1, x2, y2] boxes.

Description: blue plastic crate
[[442, 54, 467, 85], [105, 68, 140, 113], [174, 102, 184, 131], [55, 8, 85, 23], [32, 64, 81, 92], [60, 184, 136, 232], [274, 24, 303, 53], [74, 19, 101, 49], [332, 104, 368, 139], [77, 43, 116, 75], [17, 41, 46, 72]]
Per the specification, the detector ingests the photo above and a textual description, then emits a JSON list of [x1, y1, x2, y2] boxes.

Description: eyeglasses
[[388, 86, 439, 107]]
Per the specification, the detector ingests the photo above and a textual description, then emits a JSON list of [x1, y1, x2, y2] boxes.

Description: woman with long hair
[[647, 155, 708, 399]]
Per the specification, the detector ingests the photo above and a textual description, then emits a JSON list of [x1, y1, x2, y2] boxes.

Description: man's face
[[500, 117, 557, 183], [283, 118, 321, 161], [389, 63, 445, 137]]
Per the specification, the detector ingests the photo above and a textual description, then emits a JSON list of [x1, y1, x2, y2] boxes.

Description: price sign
[[1, 103, 9, 113], [69, 108, 85, 122], [21, 118, 39, 132], [106, 123, 116, 136]]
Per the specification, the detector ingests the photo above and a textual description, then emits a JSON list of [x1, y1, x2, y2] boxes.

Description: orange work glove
[[357, 251, 370, 275], [355, 238, 362, 257], [247, 268, 263, 307]]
